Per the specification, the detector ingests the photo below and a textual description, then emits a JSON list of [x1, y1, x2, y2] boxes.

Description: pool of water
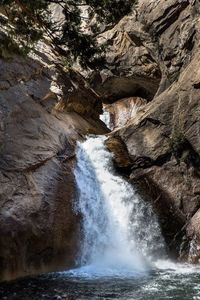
[[1, 262, 200, 300]]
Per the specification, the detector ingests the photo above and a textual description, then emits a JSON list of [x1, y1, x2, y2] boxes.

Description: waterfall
[[100, 109, 112, 130], [74, 136, 166, 276]]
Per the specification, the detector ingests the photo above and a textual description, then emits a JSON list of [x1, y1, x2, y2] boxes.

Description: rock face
[[104, 0, 200, 261], [104, 97, 147, 130], [0, 48, 107, 281], [91, 8, 162, 102], [92, 0, 198, 103]]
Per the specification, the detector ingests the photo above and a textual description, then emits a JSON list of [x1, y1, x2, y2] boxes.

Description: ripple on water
[[1, 266, 200, 300]]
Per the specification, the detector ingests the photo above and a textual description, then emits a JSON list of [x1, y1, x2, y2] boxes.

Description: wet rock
[[105, 136, 132, 172]]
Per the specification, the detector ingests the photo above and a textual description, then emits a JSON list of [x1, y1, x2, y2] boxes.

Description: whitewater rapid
[[73, 135, 166, 277]]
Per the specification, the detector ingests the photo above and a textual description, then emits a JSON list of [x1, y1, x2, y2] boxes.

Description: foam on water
[[154, 259, 200, 274]]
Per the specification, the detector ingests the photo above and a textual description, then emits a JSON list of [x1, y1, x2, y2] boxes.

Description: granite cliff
[[100, 0, 200, 262]]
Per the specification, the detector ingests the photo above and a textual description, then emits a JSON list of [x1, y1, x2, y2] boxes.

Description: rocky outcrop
[[104, 0, 200, 262], [104, 97, 147, 130], [91, 0, 198, 103], [0, 46, 107, 281], [105, 137, 132, 172], [90, 6, 162, 102]]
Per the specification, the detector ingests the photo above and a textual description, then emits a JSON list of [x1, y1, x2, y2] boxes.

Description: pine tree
[[0, 0, 136, 68]]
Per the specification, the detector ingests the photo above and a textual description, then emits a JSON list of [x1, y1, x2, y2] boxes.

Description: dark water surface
[[1, 264, 200, 300]]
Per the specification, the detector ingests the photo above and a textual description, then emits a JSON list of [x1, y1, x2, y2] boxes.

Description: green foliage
[[0, 0, 136, 68], [0, 34, 20, 58]]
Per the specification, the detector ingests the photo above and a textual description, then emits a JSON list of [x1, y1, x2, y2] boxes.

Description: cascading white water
[[74, 135, 166, 276], [100, 109, 112, 130]]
